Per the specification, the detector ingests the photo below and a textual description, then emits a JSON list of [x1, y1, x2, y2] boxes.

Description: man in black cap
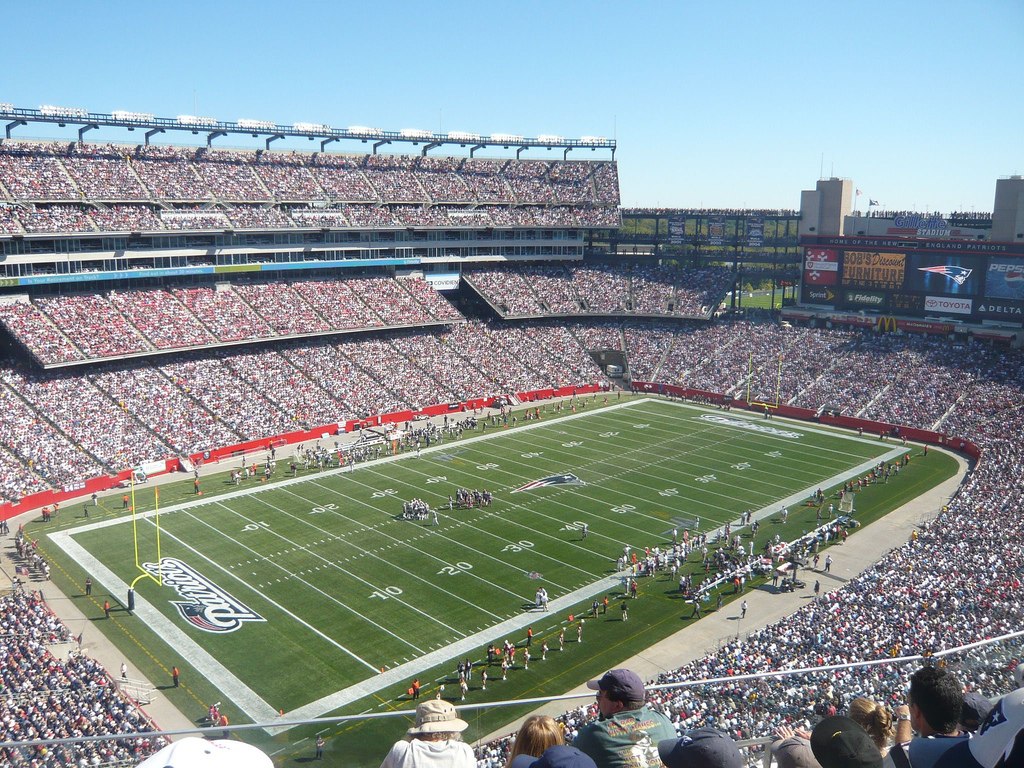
[[810, 716, 881, 768], [657, 729, 744, 768], [574, 669, 675, 768]]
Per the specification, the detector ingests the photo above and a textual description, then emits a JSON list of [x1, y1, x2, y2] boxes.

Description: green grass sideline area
[[34, 396, 958, 766]]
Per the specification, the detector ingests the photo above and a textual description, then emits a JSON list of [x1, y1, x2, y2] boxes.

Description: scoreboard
[[800, 236, 1024, 322]]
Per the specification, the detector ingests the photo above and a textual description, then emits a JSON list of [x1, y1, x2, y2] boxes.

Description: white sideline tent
[[136, 737, 272, 768]]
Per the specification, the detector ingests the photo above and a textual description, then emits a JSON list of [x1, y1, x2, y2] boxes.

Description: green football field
[[43, 396, 955, 764]]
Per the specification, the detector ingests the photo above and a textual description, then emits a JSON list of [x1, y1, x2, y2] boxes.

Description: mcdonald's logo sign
[[876, 316, 898, 333]]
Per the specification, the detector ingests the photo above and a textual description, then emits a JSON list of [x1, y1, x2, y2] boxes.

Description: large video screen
[[803, 247, 1024, 319], [902, 254, 983, 296]]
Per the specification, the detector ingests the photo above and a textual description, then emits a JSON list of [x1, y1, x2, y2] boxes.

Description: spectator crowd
[[0, 275, 465, 365], [0, 316, 1022, 766], [0, 140, 621, 235], [465, 263, 734, 320], [0, 589, 166, 766], [0, 317, 1022, 509]]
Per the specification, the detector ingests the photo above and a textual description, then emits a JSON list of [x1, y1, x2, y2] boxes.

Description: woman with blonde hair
[[847, 696, 896, 756], [507, 715, 565, 768]]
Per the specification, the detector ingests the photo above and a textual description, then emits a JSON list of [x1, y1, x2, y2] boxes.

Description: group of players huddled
[[398, 487, 494, 522], [400, 499, 432, 521], [449, 488, 493, 509]]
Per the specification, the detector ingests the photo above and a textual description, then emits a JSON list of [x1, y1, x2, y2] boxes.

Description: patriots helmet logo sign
[[917, 265, 973, 285], [512, 473, 585, 493]]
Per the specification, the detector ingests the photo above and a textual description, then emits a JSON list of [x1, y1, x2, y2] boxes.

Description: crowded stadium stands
[[0, 276, 465, 365], [464, 263, 734, 319], [0, 315, 1018, 505], [0, 589, 165, 767], [475, 336, 1024, 763], [0, 141, 621, 234], [3, 132, 1023, 768]]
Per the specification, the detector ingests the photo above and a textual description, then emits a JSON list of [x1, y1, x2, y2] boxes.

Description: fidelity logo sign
[[143, 558, 266, 633], [844, 290, 885, 306], [924, 296, 972, 314]]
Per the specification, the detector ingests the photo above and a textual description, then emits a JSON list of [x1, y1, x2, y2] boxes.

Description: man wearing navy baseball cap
[[574, 669, 676, 768], [932, 687, 1024, 768], [657, 729, 744, 768]]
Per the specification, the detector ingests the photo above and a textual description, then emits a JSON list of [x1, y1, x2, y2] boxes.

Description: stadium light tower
[[78, 123, 99, 143], [5, 119, 26, 139]]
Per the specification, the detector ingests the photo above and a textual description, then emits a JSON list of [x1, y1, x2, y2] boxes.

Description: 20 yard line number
[[438, 562, 473, 576]]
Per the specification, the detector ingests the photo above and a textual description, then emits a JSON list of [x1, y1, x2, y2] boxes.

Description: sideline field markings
[[56, 398, 652, 537], [49, 530, 280, 724], [266, 571, 623, 734], [203, 499, 433, 653]]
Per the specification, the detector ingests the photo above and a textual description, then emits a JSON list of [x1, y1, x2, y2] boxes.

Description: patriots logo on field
[[143, 558, 266, 634], [917, 265, 973, 285], [172, 602, 229, 633], [512, 473, 585, 493]]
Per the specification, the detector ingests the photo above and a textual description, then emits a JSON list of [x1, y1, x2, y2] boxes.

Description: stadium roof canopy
[[0, 104, 616, 159]]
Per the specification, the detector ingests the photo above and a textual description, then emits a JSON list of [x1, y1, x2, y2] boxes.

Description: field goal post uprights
[[128, 473, 164, 592], [745, 350, 785, 410]]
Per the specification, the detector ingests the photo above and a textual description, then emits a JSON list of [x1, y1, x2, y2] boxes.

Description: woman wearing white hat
[[380, 699, 475, 768]]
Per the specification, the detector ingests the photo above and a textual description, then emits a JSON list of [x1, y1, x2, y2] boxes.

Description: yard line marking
[[158, 506, 397, 664], [322, 470, 587, 586], [279, 482, 544, 605], [400, 419, 742, 541], [267, 572, 623, 734], [243, 492, 485, 633], [53, 400, 654, 540]]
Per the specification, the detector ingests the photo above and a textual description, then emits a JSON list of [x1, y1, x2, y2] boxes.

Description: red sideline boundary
[[0, 383, 605, 521]]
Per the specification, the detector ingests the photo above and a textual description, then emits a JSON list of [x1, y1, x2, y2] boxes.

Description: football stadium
[[0, 101, 1022, 768]]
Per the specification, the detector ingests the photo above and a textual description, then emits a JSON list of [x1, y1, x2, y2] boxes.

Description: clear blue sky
[[4, 0, 1022, 213]]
